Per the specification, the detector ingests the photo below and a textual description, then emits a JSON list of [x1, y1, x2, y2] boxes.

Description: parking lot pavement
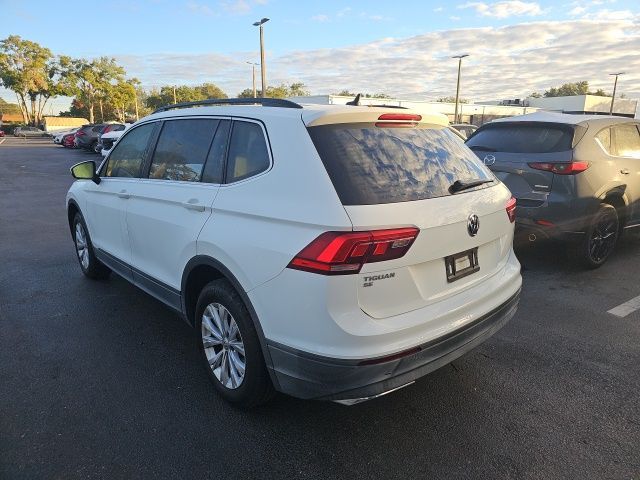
[[1, 140, 639, 479]]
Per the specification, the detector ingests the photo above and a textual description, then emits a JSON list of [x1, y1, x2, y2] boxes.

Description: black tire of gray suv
[[72, 212, 112, 279], [571, 203, 619, 269], [195, 279, 275, 407]]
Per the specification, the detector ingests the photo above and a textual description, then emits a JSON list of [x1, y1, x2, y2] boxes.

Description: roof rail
[[153, 97, 303, 114]]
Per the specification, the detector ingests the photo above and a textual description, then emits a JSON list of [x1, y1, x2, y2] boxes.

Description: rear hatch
[[466, 122, 582, 207], [306, 113, 514, 319]]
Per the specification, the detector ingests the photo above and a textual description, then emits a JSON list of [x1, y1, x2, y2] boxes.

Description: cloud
[[459, 1, 543, 18], [114, 18, 640, 100], [434, 7, 444, 12], [450, 15, 462, 20], [220, 0, 251, 14], [311, 14, 329, 22], [186, 1, 216, 16]]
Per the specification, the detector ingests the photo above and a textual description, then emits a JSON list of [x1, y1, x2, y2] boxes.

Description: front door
[[83, 122, 158, 278]]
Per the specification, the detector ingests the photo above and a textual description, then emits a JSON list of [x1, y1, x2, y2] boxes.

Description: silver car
[[14, 126, 49, 138]]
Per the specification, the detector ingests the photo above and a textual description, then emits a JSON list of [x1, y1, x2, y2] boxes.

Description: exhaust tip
[[528, 234, 537, 242]]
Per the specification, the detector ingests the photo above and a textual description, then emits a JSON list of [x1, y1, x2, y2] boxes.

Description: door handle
[[117, 190, 130, 199], [182, 199, 205, 212], [621, 168, 630, 175]]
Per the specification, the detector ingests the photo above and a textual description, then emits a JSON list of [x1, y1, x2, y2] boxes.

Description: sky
[[1, 0, 639, 114]]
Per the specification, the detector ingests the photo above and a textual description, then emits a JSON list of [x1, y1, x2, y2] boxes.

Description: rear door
[[124, 117, 229, 295], [308, 122, 513, 318], [611, 123, 640, 223], [466, 122, 578, 207]]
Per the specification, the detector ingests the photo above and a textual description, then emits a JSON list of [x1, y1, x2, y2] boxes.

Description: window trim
[[594, 126, 613, 157], [99, 120, 160, 178], [222, 118, 273, 186]]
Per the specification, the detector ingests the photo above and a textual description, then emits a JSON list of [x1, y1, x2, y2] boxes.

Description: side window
[[226, 121, 270, 183], [596, 127, 611, 154], [613, 124, 640, 158], [148, 119, 218, 182], [201, 120, 230, 184], [104, 123, 155, 178]]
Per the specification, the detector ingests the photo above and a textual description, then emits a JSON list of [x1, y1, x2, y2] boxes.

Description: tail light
[[528, 162, 589, 175], [288, 227, 420, 275], [506, 197, 516, 223]]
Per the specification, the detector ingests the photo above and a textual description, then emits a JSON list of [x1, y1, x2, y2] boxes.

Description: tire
[[571, 203, 619, 269], [72, 212, 111, 280], [195, 279, 274, 407]]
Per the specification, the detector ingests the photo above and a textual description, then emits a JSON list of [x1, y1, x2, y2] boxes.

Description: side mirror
[[70, 161, 101, 185]]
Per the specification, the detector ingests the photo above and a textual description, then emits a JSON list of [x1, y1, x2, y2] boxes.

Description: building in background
[[42, 116, 88, 132], [480, 95, 637, 118]]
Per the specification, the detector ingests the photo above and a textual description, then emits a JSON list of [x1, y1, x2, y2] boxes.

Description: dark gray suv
[[467, 112, 640, 268]]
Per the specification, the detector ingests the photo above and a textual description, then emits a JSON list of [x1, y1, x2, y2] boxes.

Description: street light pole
[[246, 61, 259, 98], [253, 18, 270, 97], [609, 72, 624, 115], [452, 54, 469, 124]]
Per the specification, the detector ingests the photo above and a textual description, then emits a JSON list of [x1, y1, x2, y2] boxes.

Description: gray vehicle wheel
[[72, 212, 111, 280], [571, 203, 619, 269], [195, 279, 275, 407]]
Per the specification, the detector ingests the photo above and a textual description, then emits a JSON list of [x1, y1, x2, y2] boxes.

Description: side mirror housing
[[70, 161, 101, 185]]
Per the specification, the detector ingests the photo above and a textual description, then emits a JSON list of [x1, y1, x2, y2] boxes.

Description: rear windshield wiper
[[449, 179, 493, 194], [468, 145, 497, 152]]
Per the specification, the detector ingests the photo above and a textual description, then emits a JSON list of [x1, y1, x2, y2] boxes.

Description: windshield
[[307, 123, 493, 206]]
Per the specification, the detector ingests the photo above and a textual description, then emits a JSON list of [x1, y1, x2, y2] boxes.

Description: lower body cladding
[[265, 290, 520, 404]]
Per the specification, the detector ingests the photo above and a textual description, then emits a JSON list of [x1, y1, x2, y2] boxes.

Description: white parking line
[[0, 138, 5, 145], [608, 294, 640, 317]]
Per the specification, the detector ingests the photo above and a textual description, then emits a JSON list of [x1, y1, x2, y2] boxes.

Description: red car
[[0, 130, 5, 137], [62, 133, 76, 148]]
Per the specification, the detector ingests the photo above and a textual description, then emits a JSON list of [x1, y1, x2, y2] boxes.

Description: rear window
[[466, 122, 579, 154], [307, 123, 493, 205]]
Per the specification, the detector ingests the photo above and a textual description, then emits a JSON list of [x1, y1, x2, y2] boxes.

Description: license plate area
[[445, 247, 479, 283]]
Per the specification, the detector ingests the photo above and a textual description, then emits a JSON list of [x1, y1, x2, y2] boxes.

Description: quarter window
[[613, 124, 640, 158], [226, 121, 270, 183], [149, 119, 218, 182], [104, 123, 155, 178]]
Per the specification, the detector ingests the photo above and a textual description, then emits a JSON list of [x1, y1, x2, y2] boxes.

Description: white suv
[[67, 98, 522, 407]]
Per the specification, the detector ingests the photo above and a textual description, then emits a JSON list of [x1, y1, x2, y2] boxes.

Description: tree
[[145, 83, 227, 110], [529, 92, 542, 98], [62, 56, 126, 123], [0, 98, 22, 114], [237, 82, 309, 98], [0, 35, 61, 125], [436, 96, 469, 103]]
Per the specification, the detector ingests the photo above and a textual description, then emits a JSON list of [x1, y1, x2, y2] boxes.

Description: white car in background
[[99, 124, 131, 156], [53, 128, 79, 144]]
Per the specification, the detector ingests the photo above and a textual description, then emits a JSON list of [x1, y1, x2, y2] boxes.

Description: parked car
[[466, 112, 640, 268], [62, 132, 76, 148], [53, 128, 79, 144], [450, 123, 478, 139], [75, 123, 125, 151], [67, 99, 521, 407], [97, 124, 130, 155], [0, 130, 5, 138], [14, 126, 49, 137]]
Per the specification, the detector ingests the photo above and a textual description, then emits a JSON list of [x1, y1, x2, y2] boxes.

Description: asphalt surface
[[1, 137, 639, 479]]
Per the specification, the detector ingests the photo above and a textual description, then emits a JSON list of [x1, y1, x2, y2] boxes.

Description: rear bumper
[[267, 288, 520, 401]]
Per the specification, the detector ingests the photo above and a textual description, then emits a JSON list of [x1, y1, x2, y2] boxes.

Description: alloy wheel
[[75, 222, 90, 270], [588, 214, 617, 263], [201, 303, 246, 389]]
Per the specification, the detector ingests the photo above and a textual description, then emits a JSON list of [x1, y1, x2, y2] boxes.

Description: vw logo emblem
[[483, 154, 496, 166], [467, 214, 480, 237]]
